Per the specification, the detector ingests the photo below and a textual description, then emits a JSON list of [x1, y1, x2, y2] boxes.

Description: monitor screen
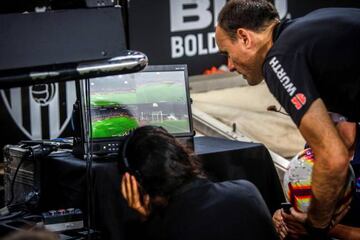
[[87, 65, 192, 139]]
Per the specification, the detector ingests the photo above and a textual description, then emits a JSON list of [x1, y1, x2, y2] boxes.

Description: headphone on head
[[121, 130, 143, 185]]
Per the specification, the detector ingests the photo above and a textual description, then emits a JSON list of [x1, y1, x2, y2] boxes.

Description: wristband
[[304, 219, 330, 240]]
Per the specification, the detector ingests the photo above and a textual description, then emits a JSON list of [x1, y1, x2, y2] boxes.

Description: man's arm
[[330, 224, 360, 240], [298, 99, 350, 228]]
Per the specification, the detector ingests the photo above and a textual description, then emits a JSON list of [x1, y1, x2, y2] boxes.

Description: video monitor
[[86, 65, 193, 139]]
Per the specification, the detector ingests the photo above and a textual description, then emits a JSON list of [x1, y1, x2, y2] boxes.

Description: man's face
[[215, 26, 263, 86]]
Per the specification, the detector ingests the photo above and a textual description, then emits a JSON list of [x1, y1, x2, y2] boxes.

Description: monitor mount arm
[[0, 50, 148, 89]]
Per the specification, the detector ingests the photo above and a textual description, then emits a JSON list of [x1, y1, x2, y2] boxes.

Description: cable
[[267, 105, 289, 116], [0, 211, 24, 221], [84, 78, 94, 239], [7, 153, 26, 206], [3, 145, 46, 221]]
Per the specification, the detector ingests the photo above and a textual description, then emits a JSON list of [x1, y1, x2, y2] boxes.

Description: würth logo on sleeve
[[291, 93, 306, 110], [269, 56, 306, 110], [269, 56, 297, 97]]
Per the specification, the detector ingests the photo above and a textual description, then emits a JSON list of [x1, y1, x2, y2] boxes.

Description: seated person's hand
[[282, 208, 307, 239], [121, 172, 150, 220], [272, 209, 288, 240]]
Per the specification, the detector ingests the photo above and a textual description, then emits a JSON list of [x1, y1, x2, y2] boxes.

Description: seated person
[[120, 126, 278, 240], [273, 115, 360, 239]]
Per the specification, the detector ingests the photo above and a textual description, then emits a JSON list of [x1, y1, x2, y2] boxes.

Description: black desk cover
[[41, 136, 284, 240]]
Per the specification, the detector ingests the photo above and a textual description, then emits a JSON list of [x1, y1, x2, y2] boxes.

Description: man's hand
[[329, 197, 351, 228], [121, 172, 151, 220], [280, 198, 350, 239], [272, 209, 288, 240]]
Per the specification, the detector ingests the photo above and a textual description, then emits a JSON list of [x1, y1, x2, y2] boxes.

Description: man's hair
[[218, 0, 279, 40], [123, 126, 204, 198]]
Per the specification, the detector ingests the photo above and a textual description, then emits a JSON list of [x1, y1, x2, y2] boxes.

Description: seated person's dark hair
[[122, 126, 204, 198]]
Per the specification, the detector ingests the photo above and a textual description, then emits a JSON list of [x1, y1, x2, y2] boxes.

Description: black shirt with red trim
[[263, 8, 360, 126]]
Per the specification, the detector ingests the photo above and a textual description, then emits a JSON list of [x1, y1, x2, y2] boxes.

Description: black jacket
[[146, 178, 278, 240]]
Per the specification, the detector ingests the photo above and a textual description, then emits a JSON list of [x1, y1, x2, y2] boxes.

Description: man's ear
[[236, 28, 252, 48]]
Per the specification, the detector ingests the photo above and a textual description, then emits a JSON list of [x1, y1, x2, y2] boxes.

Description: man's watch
[[304, 220, 330, 240]]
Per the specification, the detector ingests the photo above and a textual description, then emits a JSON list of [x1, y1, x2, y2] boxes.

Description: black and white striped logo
[[1, 81, 76, 140]]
